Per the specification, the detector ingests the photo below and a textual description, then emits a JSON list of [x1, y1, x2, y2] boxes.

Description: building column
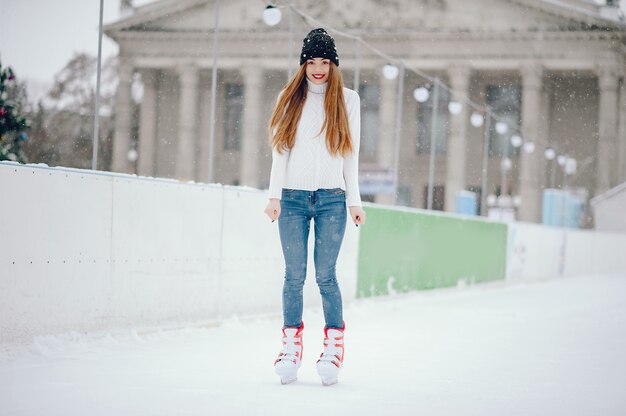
[[239, 67, 263, 188], [137, 69, 158, 177], [444, 64, 471, 212], [175, 64, 199, 181], [375, 75, 397, 205], [519, 62, 544, 222], [111, 61, 133, 173], [595, 63, 619, 193]]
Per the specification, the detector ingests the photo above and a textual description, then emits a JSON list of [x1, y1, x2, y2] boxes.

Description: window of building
[[423, 184, 445, 211], [358, 83, 380, 158], [417, 86, 450, 155], [486, 84, 521, 157], [224, 83, 244, 151]]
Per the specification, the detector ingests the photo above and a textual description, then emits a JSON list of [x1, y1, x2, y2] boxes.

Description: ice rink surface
[[2, 274, 625, 416]]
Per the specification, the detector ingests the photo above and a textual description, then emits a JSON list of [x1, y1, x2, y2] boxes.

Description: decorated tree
[[0, 61, 30, 163]]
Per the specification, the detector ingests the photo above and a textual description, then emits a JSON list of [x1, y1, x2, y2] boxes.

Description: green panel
[[357, 206, 508, 298]]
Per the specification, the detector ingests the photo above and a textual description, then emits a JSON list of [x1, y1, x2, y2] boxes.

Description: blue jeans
[[278, 188, 347, 329]]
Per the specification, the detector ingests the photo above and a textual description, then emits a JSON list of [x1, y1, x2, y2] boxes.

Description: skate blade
[[280, 375, 298, 385], [321, 377, 338, 386], [317, 362, 340, 386]]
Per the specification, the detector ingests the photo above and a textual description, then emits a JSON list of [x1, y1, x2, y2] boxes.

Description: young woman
[[264, 28, 366, 386]]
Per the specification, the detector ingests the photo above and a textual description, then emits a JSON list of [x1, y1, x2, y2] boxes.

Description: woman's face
[[306, 58, 330, 84]]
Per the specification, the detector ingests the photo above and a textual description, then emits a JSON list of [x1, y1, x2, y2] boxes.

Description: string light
[[263, 5, 282, 26], [264, 2, 579, 189]]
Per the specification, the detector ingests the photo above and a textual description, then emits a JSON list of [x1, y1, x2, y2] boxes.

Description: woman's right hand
[[264, 198, 281, 222]]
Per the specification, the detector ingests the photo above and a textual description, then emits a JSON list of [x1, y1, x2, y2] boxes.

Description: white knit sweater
[[268, 79, 362, 207]]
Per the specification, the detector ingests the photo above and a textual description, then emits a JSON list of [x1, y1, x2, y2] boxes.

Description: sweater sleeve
[[268, 145, 289, 200], [268, 90, 288, 200], [343, 89, 362, 207]]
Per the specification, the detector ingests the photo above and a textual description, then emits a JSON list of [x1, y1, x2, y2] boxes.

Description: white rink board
[[506, 222, 563, 280], [109, 177, 224, 326], [218, 187, 286, 318], [506, 221, 626, 280], [564, 229, 626, 276], [0, 162, 360, 345], [0, 164, 114, 343]]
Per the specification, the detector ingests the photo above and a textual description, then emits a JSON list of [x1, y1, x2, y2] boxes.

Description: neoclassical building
[[105, 0, 626, 223]]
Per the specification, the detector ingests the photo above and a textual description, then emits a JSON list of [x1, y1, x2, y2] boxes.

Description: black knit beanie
[[299, 28, 339, 67]]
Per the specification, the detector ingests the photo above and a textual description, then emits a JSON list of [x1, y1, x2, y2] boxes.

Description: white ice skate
[[274, 322, 304, 385], [316, 326, 344, 386]]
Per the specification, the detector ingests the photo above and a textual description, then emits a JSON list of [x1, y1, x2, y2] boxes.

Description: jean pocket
[[325, 188, 345, 195]]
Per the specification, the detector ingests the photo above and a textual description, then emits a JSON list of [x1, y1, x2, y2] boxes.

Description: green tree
[[0, 61, 30, 163]]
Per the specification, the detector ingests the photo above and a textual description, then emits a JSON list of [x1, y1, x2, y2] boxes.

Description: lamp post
[[91, 0, 104, 170], [263, 5, 295, 79], [391, 64, 405, 205], [480, 109, 492, 216], [426, 80, 440, 210], [207, 0, 220, 183], [353, 38, 361, 91]]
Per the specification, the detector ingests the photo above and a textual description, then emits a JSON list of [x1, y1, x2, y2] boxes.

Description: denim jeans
[[278, 187, 347, 329]]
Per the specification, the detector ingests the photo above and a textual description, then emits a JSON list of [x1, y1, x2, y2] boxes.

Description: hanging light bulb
[[448, 101, 462, 115], [470, 112, 484, 127], [127, 149, 138, 162], [495, 121, 508, 135], [510, 134, 523, 148], [557, 155, 567, 166], [501, 157, 513, 171], [523, 142, 535, 154], [263, 5, 282, 26], [382, 64, 399, 80], [544, 147, 556, 160], [413, 86, 429, 103]]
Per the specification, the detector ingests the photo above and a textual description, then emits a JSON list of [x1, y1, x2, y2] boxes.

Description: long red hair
[[268, 62, 353, 157]]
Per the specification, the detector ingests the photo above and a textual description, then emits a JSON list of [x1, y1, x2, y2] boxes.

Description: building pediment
[[105, 0, 624, 39]]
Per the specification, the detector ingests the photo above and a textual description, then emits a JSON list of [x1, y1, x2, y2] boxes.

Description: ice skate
[[316, 326, 344, 386], [274, 322, 304, 385]]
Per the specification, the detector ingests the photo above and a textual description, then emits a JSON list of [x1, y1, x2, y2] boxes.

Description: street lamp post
[[207, 0, 220, 183], [391, 64, 405, 205], [91, 0, 104, 170], [426, 80, 440, 210], [480, 109, 492, 216]]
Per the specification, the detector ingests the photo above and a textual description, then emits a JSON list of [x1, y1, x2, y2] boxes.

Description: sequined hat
[[299, 28, 339, 67]]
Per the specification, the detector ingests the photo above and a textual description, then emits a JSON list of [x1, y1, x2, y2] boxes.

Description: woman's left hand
[[348, 206, 366, 226]]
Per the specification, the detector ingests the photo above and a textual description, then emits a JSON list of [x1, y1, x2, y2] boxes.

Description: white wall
[[3, 161, 623, 346], [506, 222, 626, 280], [591, 182, 626, 233], [0, 162, 359, 345]]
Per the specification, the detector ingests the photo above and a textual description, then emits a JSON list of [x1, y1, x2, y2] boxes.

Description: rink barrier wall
[[356, 206, 508, 297], [2, 161, 626, 344], [0, 162, 359, 345], [505, 223, 626, 280]]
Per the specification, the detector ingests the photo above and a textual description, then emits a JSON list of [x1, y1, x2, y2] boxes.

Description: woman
[[264, 28, 366, 386]]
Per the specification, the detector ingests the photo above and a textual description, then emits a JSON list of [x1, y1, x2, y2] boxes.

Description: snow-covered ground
[[2, 274, 625, 416]]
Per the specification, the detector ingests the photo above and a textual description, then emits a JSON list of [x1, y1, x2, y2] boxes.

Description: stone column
[[375, 75, 397, 205], [175, 64, 199, 181], [137, 69, 158, 177], [111, 61, 133, 173], [595, 63, 619, 193], [444, 64, 471, 212], [518, 63, 544, 222], [239, 67, 263, 188]]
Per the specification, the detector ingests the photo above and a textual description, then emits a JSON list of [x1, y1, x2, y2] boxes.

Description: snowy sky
[[0, 0, 152, 99]]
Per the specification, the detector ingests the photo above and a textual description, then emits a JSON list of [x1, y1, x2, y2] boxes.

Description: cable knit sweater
[[268, 79, 362, 207]]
